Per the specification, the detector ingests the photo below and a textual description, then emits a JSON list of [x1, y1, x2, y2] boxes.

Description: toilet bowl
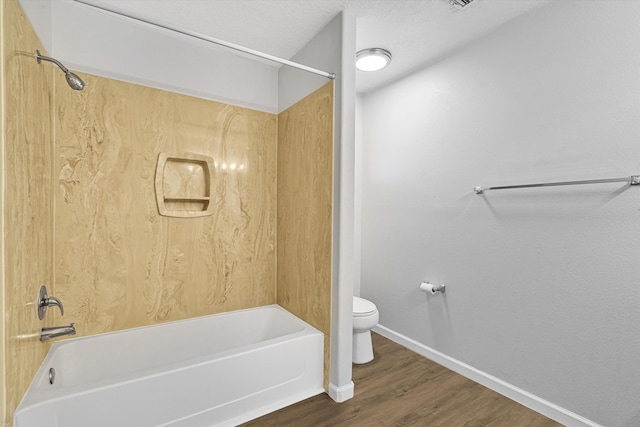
[[352, 296, 379, 364]]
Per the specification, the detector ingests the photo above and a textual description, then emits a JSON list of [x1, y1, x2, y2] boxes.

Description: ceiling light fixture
[[356, 48, 392, 72]]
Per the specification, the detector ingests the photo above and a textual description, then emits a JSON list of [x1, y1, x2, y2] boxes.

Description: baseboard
[[373, 325, 602, 427], [328, 381, 354, 403]]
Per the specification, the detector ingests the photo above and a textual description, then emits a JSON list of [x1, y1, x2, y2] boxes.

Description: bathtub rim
[[43, 303, 318, 347]]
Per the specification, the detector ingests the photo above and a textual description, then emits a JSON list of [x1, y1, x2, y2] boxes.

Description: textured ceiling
[[92, 0, 551, 93]]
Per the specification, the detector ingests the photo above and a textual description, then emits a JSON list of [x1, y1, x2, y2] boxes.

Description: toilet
[[352, 296, 379, 364]]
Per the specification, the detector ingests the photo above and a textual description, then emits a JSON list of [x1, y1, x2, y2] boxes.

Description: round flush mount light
[[356, 48, 392, 72]]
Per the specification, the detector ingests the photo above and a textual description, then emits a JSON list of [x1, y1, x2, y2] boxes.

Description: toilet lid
[[353, 296, 377, 316]]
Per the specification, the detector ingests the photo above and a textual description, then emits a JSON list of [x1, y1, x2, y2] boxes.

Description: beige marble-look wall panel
[[2, 0, 54, 425], [277, 82, 334, 388], [54, 74, 277, 337]]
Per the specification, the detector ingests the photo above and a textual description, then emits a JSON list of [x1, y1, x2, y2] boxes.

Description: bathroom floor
[[242, 332, 562, 426]]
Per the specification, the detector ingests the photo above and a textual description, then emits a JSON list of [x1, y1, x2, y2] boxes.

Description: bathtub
[[14, 305, 324, 427]]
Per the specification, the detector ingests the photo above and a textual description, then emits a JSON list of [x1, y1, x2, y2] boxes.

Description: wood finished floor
[[242, 333, 562, 427]]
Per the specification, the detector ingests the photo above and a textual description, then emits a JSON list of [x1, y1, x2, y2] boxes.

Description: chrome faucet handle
[[37, 285, 65, 320], [44, 296, 64, 315]]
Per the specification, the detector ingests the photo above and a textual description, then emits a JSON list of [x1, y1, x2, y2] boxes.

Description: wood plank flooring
[[242, 333, 562, 427]]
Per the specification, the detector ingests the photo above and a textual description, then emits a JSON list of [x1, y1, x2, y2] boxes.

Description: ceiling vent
[[449, 0, 476, 9]]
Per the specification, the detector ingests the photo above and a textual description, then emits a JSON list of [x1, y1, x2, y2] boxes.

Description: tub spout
[[41, 323, 76, 341]]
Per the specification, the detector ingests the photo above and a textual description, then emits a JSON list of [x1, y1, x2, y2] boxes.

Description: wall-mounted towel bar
[[474, 175, 640, 195]]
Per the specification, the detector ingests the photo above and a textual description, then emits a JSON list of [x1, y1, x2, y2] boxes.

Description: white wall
[[20, 0, 279, 113], [359, 1, 640, 426], [279, 12, 357, 403]]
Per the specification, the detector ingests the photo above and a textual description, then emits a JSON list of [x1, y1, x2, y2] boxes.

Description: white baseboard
[[328, 381, 354, 403], [373, 324, 602, 427]]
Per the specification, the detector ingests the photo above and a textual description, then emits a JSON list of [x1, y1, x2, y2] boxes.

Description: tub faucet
[[40, 323, 76, 341]]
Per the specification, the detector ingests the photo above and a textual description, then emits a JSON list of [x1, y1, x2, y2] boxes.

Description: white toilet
[[352, 296, 379, 364]]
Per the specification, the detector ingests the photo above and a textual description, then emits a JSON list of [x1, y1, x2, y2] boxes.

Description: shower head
[[35, 50, 85, 91]]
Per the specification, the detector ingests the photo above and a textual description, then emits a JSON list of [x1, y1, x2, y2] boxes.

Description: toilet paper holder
[[420, 281, 446, 294]]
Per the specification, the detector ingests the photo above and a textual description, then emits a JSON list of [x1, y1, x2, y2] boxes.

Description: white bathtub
[[14, 305, 324, 427]]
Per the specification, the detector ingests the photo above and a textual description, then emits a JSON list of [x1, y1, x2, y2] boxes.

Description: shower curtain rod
[[72, 0, 336, 80], [474, 175, 640, 194]]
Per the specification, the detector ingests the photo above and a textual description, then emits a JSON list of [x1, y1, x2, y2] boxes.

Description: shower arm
[[35, 51, 70, 73], [35, 50, 85, 91]]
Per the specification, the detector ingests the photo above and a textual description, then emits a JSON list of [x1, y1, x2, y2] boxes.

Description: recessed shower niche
[[154, 152, 215, 217]]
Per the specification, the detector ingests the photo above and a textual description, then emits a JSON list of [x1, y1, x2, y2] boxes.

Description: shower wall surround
[[277, 82, 334, 387], [1, 0, 55, 425], [1, 1, 335, 423], [54, 75, 278, 336]]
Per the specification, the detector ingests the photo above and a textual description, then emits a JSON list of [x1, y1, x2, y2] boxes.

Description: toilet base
[[352, 330, 374, 364]]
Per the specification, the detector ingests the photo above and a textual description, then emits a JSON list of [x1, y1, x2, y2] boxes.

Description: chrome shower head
[[35, 50, 85, 91], [64, 71, 85, 91]]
